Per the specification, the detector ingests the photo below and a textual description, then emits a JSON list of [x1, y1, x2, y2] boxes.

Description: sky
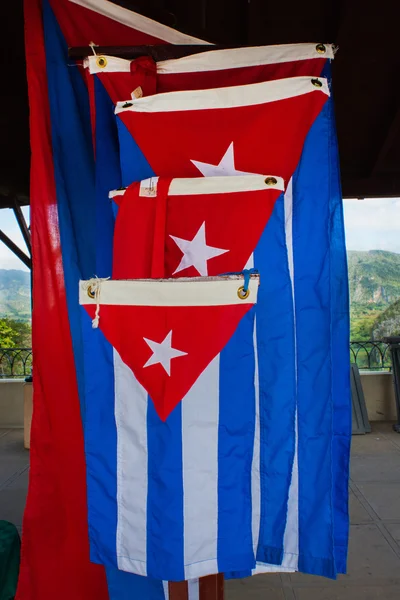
[[343, 198, 400, 254], [0, 207, 31, 271], [0, 199, 399, 271]]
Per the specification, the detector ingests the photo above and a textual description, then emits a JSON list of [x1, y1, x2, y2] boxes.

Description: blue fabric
[[218, 308, 256, 573], [292, 100, 336, 579], [146, 402, 185, 581], [117, 118, 154, 186], [43, 0, 96, 420], [327, 98, 351, 575], [81, 310, 118, 568], [254, 196, 296, 565], [106, 568, 166, 600], [320, 63, 351, 574], [94, 77, 122, 276]]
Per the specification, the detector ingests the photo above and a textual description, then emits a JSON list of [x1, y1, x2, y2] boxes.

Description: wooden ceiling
[[2, 0, 400, 207]]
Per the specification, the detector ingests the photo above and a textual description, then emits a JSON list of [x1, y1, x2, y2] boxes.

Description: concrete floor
[[1, 424, 400, 598]]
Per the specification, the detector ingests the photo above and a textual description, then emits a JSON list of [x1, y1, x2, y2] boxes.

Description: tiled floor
[[1, 424, 400, 598]]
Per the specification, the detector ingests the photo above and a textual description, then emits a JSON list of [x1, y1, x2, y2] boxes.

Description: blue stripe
[[116, 118, 155, 186], [327, 96, 351, 575], [321, 62, 351, 574], [94, 77, 122, 276], [292, 101, 336, 579], [146, 401, 185, 581], [218, 307, 257, 573], [254, 196, 296, 565], [106, 568, 166, 600], [43, 0, 96, 420], [81, 309, 118, 567]]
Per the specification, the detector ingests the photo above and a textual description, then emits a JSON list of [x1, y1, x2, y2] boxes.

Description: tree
[[0, 319, 32, 347], [0, 320, 16, 347]]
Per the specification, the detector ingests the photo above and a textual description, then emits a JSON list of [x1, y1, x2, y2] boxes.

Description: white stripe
[[114, 350, 148, 576], [109, 175, 285, 199], [158, 43, 335, 74], [69, 0, 210, 44], [108, 188, 126, 199], [169, 175, 284, 195], [282, 177, 299, 568], [85, 43, 333, 75], [79, 276, 259, 307], [115, 76, 330, 114], [162, 581, 169, 600], [251, 316, 261, 558], [182, 357, 220, 579], [244, 254, 261, 560], [188, 579, 200, 600]]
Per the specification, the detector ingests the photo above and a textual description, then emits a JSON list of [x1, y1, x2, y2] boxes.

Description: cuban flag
[[22, 0, 350, 593], [110, 175, 284, 279], [80, 274, 260, 579], [114, 75, 329, 185], [84, 42, 334, 101]]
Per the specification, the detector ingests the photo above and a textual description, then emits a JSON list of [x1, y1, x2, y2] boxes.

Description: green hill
[[0, 270, 31, 322], [347, 250, 400, 340]]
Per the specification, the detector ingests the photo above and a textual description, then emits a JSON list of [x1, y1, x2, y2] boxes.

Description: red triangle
[[113, 181, 282, 279], [85, 302, 253, 421]]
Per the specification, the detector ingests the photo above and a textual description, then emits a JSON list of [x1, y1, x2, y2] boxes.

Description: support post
[[383, 337, 400, 433], [0, 229, 32, 270], [169, 575, 224, 600]]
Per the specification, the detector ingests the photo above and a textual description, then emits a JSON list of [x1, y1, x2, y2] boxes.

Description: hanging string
[[219, 268, 259, 293], [82, 277, 109, 328]]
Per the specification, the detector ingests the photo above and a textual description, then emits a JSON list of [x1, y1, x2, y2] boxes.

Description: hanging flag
[[22, 1, 209, 599], [110, 174, 284, 279], [114, 76, 330, 185], [79, 274, 260, 578], [84, 43, 334, 102]]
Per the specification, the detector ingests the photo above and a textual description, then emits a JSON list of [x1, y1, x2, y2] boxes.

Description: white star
[[143, 330, 187, 376], [191, 142, 255, 177], [170, 222, 229, 276]]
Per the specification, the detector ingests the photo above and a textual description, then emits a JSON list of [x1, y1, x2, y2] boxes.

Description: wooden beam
[[11, 196, 31, 255], [199, 574, 225, 599], [0, 230, 32, 269], [341, 175, 400, 199], [68, 44, 233, 61], [168, 575, 224, 600], [371, 104, 400, 176]]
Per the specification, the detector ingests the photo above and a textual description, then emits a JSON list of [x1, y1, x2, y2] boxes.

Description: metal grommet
[[311, 78, 323, 88], [265, 176, 278, 186], [122, 102, 133, 108], [87, 285, 96, 299], [316, 43, 326, 54], [96, 56, 108, 69], [237, 286, 250, 300]]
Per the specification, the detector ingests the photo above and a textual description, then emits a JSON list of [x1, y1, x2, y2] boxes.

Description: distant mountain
[[372, 299, 400, 339], [0, 269, 31, 321], [347, 250, 400, 340], [348, 250, 400, 306]]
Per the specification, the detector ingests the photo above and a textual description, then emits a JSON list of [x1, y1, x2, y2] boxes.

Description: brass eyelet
[[122, 102, 133, 108], [87, 285, 96, 299], [316, 43, 326, 54], [311, 78, 323, 88], [265, 176, 278, 186], [237, 286, 250, 300], [96, 56, 108, 69]]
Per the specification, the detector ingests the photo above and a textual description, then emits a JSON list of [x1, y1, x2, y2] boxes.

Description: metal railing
[[0, 341, 393, 378], [350, 341, 392, 371], [0, 348, 32, 379]]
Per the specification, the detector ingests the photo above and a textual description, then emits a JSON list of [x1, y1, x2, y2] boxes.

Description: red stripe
[[17, 1, 108, 598]]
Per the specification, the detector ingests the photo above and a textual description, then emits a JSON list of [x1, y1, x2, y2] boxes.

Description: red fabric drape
[[18, 1, 108, 598]]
